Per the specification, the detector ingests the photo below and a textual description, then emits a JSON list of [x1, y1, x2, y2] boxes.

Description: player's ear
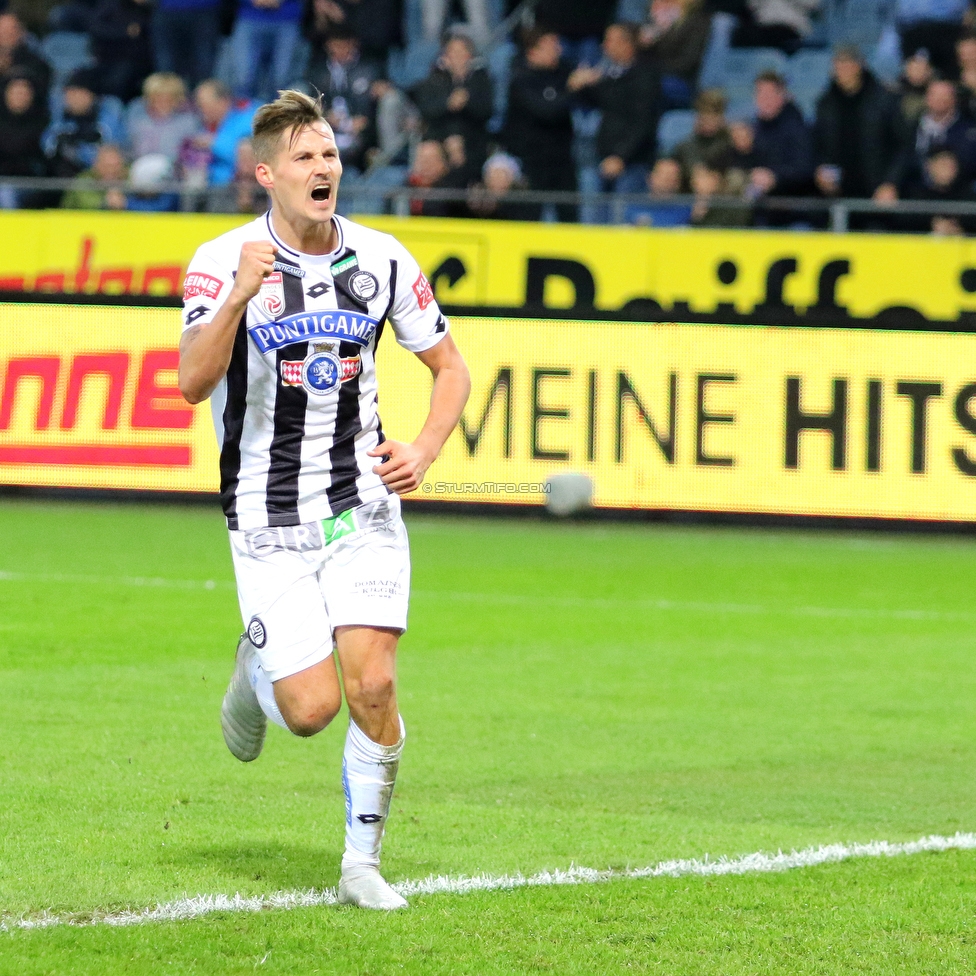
[[255, 161, 274, 190]]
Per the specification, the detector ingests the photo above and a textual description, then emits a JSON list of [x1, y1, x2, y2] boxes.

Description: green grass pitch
[[1, 498, 976, 974]]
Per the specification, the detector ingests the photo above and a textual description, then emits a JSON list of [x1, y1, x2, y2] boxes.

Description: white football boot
[[220, 635, 266, 762], [338, 863, 408, 910]]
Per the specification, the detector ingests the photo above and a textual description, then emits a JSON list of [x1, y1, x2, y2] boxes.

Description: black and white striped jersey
[[182, 212, 448, 530]]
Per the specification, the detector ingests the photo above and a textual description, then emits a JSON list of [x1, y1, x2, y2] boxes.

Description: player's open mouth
[[311, 184, 332, 202]]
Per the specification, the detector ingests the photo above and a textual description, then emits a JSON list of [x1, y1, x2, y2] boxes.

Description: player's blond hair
[[252, 90, 330, 164]]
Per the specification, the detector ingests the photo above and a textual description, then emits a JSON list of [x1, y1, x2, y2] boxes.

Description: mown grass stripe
[[4, 833, 975, 932]]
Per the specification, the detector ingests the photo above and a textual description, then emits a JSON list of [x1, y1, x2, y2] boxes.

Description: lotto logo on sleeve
[[183, 273, 222, 301], [412, 272, 434, 310]]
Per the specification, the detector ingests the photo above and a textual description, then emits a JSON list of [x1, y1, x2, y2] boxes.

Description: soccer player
[[177, 90, 470, 910]]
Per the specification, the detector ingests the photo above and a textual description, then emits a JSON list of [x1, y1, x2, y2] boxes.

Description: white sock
[[341, 716, 405, 868], [247, 655, 289, 730]]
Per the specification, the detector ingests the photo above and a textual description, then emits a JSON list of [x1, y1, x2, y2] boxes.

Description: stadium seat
[[39, 31, 92, 85], [827, 0, 888, 47], [486, 40, 516, 134], [786, 49, 833, 120], [719, 48, 788, 105], [387, 40, 440, 90], [697, 12, 738, 92], [657, 109, 696, 155]]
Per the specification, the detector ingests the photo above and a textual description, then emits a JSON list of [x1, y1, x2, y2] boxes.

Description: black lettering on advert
[[785, 377, 848, 471]]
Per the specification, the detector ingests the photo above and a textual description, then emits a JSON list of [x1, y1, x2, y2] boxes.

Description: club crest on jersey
[[348, 270, 378, 303], [260, 272, 285, 316], [280, 341, 361, 396]]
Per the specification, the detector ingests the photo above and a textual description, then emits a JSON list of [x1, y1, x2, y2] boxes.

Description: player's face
[[260, 122, 343, 225]]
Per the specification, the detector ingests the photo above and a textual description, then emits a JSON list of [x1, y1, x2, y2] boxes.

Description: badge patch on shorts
[[247, 616, 267, 648]]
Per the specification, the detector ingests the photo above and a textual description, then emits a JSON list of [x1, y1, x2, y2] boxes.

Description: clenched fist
[[231, 241, 277, 302]]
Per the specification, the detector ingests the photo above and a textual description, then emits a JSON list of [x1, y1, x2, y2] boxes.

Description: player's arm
[[178, 241, 277, 404], [368, 333, 470, 495]]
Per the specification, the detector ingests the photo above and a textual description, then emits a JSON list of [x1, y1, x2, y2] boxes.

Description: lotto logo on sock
[[247, 616, 267, 648], [357, 814, 384, 824]]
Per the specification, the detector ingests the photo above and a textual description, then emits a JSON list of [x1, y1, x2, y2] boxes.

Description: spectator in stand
[[689, 161, 751, 226], [306, 26, 382, 172], [630, 156, 692, 225], [725, 117, 757, 194], [0, 72, 50, 208], [193, 79, 257, 184], [231, 0, 303, 102], [568, 22, 661, 198], [0, 12, 51, 98], [667, 88, 732, 189], [465, 151, 534, 219], [533, 0, 618, 66], [153, 0, 221, 90], [814, 46, 903, 202], [898, 49, 935, 127], [732, 0, 822, 55], [126, 151, 179, 211], [61, 142, 129, 209], [302, 0, 404, 66], [206, 137, 269, 212], [405, 137, 469, 216], [410, 29, 494, 179], [502, 27, 576, 222], [45, 67, 127, 177], [896, 0, 967, 79], [126, 72, 202, 165], [90, 0, 154, 103], [747, 70, 814, 200], [416, 0, 492, 50], [956, 30, 976, 116], [639, 0, 712, 110], [902, 147, 976, 232], [878, 76, 976, 201]]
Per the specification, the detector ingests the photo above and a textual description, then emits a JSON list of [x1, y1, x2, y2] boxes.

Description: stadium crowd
[[2, 0, 976, 231]]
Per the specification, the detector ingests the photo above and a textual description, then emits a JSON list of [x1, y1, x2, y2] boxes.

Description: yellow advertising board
[[5, 212, 976, 330], [2, 301, 976, 523]]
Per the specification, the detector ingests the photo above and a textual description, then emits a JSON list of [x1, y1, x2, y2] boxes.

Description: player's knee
[[347, 668, 395, 710], [282, 697, 341, 737]]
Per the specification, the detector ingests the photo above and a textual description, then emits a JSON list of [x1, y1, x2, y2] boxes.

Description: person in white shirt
[[178, 89, 470, 911]]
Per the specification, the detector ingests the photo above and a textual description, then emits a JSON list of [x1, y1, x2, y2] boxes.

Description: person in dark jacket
[[90, 0, 155, 102], [902, 146, 976, 233], [306, 27, 382, 172], [502, 27, 576, 221], [668, 87, 733, 188], [569, 22, 661, 196], [0, 71, 50, 207], [747, 69, 814, 199], [876, 77, 976, 202], [640, 0, 712, 109], [0, 12, 52, 98], [409, 30, 494, 179], [534, 0, 618, 65], [814, 46, 903, 200]]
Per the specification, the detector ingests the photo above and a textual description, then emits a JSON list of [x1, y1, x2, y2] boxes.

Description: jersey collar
[[264, 210, 344, 260]]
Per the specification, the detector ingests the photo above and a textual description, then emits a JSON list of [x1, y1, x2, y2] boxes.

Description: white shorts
[[228, 495, 410, 682]]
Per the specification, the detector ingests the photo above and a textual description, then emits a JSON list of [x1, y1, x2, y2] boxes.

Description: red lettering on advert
[[0, 357, 61, 430], [61, 353, 130, 430], [183, 272, 223, 301], [131, 350, 193, 429], [412, 272, 434, 310]]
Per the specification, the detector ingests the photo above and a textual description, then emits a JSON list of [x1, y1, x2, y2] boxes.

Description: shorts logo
[[183, 273, 222, 301], [260, 272, 285, 317], [348, 270, 378, 303], [247, 616, 267, 648], [412, 271, 434, 310]]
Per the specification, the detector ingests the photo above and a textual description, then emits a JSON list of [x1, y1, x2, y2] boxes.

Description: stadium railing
[[2, 176, 975, 232]]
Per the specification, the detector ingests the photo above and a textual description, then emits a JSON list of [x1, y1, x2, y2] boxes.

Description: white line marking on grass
[[0, 571, 235, 592], [4, 832, 976, 932]]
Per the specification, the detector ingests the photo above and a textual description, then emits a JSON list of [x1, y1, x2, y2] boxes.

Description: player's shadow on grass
[[169, 845, 432, 889]]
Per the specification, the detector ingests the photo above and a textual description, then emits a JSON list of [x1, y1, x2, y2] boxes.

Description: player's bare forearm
[[368, 333, 470, 494], [178, 290, 250, 403]]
